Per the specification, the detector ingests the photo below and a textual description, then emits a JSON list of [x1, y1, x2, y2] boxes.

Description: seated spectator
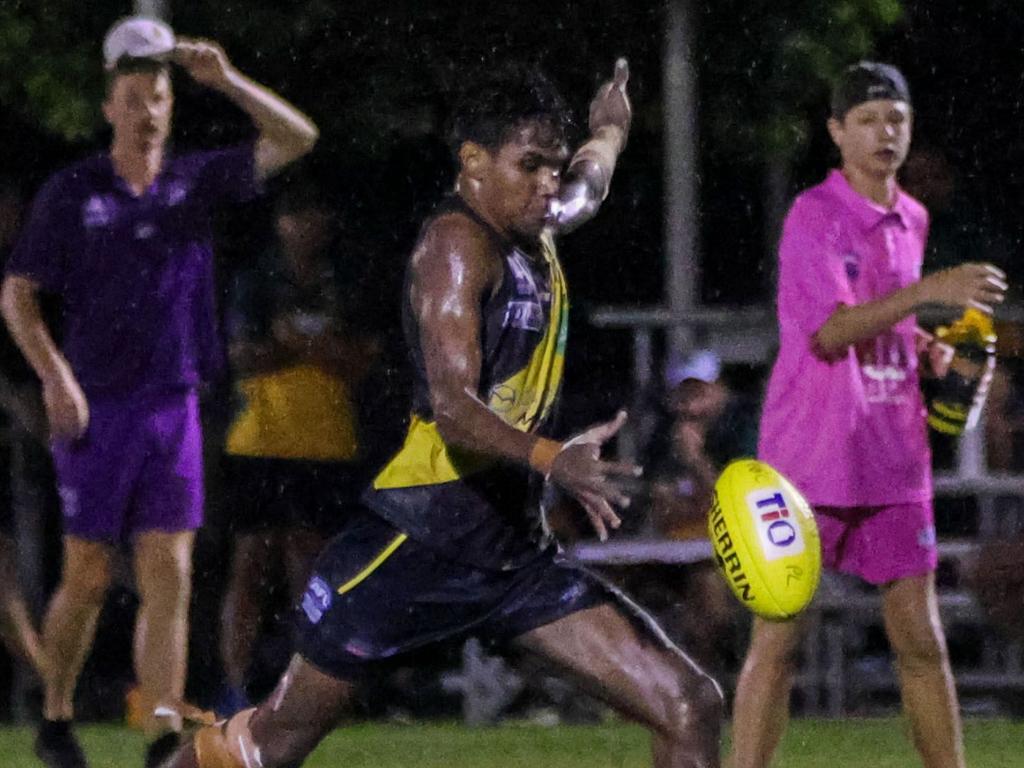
[[646, 350, 758, 536], [645, 350, 756, 670]]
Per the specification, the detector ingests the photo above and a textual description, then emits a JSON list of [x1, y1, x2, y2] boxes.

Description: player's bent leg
[[162, 654, 356, 768], [134, 530, 195, 737], [43, 536, 114, 721], [513, 603, 723, 768], [881, 573, 965, 768], [728, 615, 805, 768]]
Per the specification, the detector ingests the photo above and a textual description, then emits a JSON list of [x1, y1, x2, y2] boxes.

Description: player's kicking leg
[[160, 654, 355, 768], [513, 602, 723, 768]]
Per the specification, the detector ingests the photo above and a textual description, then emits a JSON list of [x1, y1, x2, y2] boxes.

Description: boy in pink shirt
[[730, 62, 1006, 768]]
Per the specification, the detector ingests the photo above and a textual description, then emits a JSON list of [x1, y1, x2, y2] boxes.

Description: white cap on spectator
[[664, 349, 721, 387], [103, 16, 175, 70]]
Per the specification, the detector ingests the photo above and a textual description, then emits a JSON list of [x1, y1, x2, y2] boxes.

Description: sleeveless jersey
[[362, 200, 568, 569]]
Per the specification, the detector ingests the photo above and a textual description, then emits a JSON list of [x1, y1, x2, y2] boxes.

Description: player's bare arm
[[813, 262, 1006, 358], [173, 38, 318, 180], [413, 214, 638, 538], [0, 275, 88, 440], [412, 213, 526, 461], [551, 59, 632, 234]]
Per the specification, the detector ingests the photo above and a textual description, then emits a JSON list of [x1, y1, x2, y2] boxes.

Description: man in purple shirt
[[729, 63, 1006, 768], [0, 16, 317, 768]]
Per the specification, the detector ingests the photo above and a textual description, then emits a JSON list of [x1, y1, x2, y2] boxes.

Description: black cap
[[831, 61, 911, 119]]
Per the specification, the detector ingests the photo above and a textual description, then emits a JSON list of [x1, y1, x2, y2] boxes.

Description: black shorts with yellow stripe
[[295, 508, 610, 680]]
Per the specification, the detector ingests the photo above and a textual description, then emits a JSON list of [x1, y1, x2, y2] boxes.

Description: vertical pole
[[663, 0, 699, 364], [620, 328, 654, 463], [135, 0, 170, 21]]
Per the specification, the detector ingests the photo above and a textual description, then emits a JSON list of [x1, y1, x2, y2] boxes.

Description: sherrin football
[[708, 459, 821, 620]]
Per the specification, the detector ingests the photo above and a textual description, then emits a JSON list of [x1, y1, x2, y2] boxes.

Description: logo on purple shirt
[[82, 195, 114, 228]]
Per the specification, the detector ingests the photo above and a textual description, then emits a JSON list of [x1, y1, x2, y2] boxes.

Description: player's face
[[103, 70, 174, 153], [483, 122, 569, 239], [829, 99, 912, 179]]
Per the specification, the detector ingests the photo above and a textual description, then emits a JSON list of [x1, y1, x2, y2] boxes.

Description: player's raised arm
[[550, 58, 631, 234], [173, 38, 318, 180]]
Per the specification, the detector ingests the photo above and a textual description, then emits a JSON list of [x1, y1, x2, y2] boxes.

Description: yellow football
[[708, 459, 821, 620]]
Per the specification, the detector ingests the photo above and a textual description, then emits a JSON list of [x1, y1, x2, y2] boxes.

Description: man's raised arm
[[173, 38, 319, 180]]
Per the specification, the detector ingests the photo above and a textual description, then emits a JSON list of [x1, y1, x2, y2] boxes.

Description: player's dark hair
[[448, 63, 573, 159]]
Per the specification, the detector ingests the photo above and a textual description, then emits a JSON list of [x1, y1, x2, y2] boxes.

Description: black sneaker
[[34, 720, 87, 768], [143, 732, 181, 768]]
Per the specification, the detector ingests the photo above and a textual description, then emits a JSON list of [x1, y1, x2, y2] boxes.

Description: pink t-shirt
[[758, 169, 932, 507]]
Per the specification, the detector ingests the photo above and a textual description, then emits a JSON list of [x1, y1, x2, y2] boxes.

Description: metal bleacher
[[569, 303, 1024, 717]]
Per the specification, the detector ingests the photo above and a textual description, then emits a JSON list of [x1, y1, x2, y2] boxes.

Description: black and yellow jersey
[[362, 199, 568, 569]]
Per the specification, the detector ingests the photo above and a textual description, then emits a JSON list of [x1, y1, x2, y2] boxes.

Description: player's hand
[[588, 58, 631, 145], [548, 411, 642, 541], [42, 367, 89, 441], [173, 38, 236, 90], [917, 263, 1007, 314]]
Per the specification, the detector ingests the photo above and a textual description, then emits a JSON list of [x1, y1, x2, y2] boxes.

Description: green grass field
[[0, 718, 1020, 767]]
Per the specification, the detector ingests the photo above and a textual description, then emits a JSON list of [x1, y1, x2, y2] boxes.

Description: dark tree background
[[2, 0, 1023, 714]]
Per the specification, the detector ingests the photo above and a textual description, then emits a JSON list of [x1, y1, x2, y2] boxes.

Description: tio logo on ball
[[747, 489, 805, 561]]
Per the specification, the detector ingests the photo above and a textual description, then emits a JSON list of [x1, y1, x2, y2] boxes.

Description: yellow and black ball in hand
[[708, 459, 821, 620]]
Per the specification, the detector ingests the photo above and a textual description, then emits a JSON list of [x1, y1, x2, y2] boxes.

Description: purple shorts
[[816, 501, 937, 585], [51, 391, 204, 542]]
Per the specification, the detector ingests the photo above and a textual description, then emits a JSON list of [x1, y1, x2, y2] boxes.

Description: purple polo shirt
[[6, 144, 259, 400], [759, 169, 932, 507]]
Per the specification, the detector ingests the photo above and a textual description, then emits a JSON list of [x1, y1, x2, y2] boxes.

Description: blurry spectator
[[0, 17, 317, 768], [982, 323, 1024, 472], [648, 351, 758, 534], [902, 145, 1021, 474], [645, 350, 754, 670], [0, 180, 48, 679], [901, 146, 1014, 280], [217, 183, 377, 713], [887, 91, 1024, 727]]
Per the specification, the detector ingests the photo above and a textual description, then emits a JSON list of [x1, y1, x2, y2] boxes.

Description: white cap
[[103, 16, 175, 70], [664, 349, 722, 387]]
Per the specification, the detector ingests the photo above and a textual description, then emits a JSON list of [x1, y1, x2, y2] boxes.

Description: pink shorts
[[816, 501, 937, 585]]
